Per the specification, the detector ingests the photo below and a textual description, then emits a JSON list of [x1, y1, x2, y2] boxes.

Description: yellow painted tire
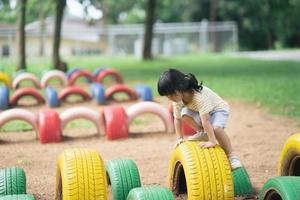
[[55, 148, 108, 200], [168, 141, 233, 200], [278, 133, 300, 176], [0, 72, 11, 88]]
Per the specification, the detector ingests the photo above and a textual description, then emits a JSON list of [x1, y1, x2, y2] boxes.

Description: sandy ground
[[0, 96, 299, 200]]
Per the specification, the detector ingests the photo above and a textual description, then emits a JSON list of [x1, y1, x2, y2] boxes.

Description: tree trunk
[[16, 0, 27, 71], [38, 0, 45, 57], [142, 0, 156, 60], [52, 0, 67, 71]]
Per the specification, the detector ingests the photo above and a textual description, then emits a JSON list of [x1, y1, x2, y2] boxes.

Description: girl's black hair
[[157, 68, 203, 96]]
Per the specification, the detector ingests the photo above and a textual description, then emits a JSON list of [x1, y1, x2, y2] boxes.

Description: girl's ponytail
[[186, 73, 203, 92]]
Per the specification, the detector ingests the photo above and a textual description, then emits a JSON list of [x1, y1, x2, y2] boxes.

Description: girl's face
[[167, 91, 183, 103]]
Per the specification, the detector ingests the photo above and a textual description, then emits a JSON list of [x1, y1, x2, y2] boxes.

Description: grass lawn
[[1, 53, 300, 130]]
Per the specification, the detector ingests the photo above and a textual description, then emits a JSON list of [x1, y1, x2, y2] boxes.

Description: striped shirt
[[173, 86, 228, 119]]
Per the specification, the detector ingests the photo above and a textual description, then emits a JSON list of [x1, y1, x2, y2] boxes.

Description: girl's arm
[[174, 118, 184, 146], [200, 113, 217, 148]]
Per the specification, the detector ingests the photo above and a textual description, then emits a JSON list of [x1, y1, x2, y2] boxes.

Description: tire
[[59, 107, 104, 135], [0, 167, 26, 195], [168, 141, 233, 200], [134, 85, 152, 101], [103, 106, 128, 140], [10, 88, 45, 107], [105, 84, 138, 102], [0, 86, 9, 110], [106, 159, 141, 200], [68, 70, 93, 86], [0, 108, 38, 137], [126, 102, 174, 133], [278, 133, 300, 176], [55, 148, 108, 200], [93, 68, 106, 78], [12, 73, 40, 89], [232, 167, 254, 197], [259, 176, 300, 200], [40, 70, 68, 88], [127, 186, 174, 200], [0, 194, 35, 200], [45, 87, 59, 108], [91, 83, 106, 105], [66, 68, 80, 78], [38, 110, 62, 144], [0, 72, 11, 88], [94, 68, 123, 84], [167, 103, 196, 136], [58, 86, 92, 102]]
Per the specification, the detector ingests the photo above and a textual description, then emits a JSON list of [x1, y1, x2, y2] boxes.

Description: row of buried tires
[[1, 133, 300, 199], [0, 68, 123, 89], [0, 83, 153, 110], [0, 101, 173, 143]]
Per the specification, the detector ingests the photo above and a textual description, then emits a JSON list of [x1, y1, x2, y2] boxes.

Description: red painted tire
[[58, 86, 92, 102], [105, 84, 138, 102], [168, 103, 196, 136], [126, 102, 174, 133], [10, 88, 45, 107], [94, 68, 123, 84], [59, 107, 104, 135], [102, 106, 128, 140], [40, 70, 68, 88], [0, 108, 38, 138], [68, 70, 94, 86], [38, 110, 62, 144], [12, 72, 40, 89]]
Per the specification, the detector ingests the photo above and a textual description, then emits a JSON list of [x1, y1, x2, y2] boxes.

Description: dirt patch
[[0, 97, 299, 199]]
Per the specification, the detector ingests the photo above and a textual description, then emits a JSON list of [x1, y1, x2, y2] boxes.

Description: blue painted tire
[[45, 86, 59, 107], [135, 85, 152, 101], [91, 83, 106, 105], [93, 68, 106, 78], [0, 86, 9, 110]]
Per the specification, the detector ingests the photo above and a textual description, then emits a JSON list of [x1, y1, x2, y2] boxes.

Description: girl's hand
[[200, 141, 217, 148], [174, 137, 185, 148]]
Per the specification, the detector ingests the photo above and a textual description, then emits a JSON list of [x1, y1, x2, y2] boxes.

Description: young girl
[[157, 68, 242, 169]]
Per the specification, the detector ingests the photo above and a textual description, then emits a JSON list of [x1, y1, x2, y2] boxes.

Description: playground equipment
[[0, 109, 38, 138], [134, 85, 153, 101], [68, 69, 94, 86], [278, 133, 300, 176], [38, 110, 62, 144], [10, 88, 45, 107], [127, 186, 174, 200], [12, 72, 40, 89], [126, 101, 173, 133], [105, 84, 138, 102], [232, 167, 254, 197], [259, 176, 300, 200], [0, 72, 11, 88], [55, 148, 108, 200], [0, 86, 9, 110], [94, 68, 123, 84], [40, 70, 68, 89], [168, 141, 234, 200], [0, 167, 26, 196], [106, 159, 141, 200]]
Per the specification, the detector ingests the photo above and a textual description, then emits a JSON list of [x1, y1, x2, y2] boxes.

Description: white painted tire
[[126, 102, 174, 133], [59, 107, 104, 135], [12, 72, 40, 89], [0, 108, 38, 138], [40, 70, 68, 88]]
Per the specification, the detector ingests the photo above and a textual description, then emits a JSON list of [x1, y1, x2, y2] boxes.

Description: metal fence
[[0, 19, 238, 58]]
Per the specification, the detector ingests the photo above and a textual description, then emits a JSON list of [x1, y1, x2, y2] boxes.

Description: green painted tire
[[0, 194, 34, 200], [259, 176, 300, 200], [232, 167, 254, 197], [127, 186, 174, 200], [0, 168, 26, 196], [106, 159, 141, 200]]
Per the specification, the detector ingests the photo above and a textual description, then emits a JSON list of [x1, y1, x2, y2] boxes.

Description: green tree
[[16, 0, 27, 71], [143, 0, 156, 60]]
